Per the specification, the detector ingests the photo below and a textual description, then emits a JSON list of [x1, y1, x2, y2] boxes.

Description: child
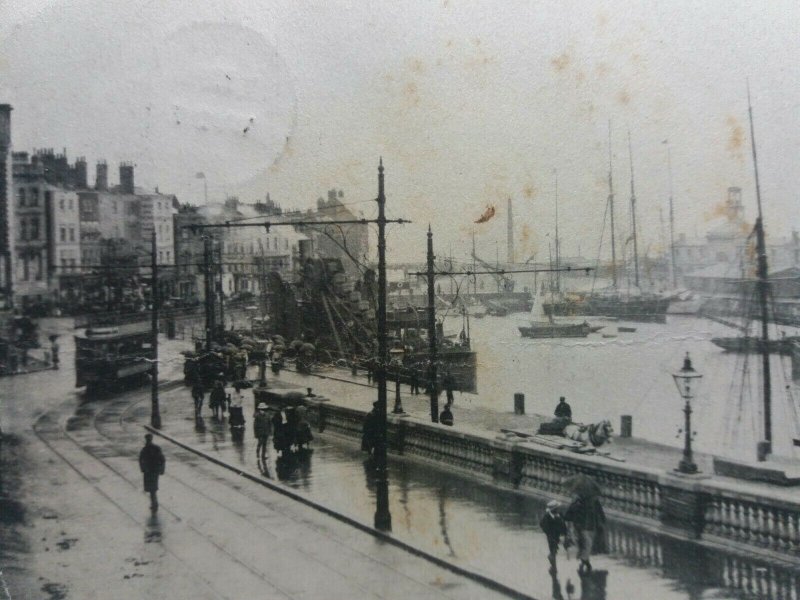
[[540, 500, 568, 573]]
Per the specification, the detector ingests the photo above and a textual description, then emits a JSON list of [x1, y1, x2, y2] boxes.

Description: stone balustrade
[[703, 489, 800, 558], [292, 396, 800, 562]]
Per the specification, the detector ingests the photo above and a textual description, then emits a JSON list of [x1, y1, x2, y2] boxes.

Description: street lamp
[[390, 343, 405, 414], [672, 352, 702, 474]]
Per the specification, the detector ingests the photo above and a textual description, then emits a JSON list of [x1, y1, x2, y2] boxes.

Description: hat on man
[[547, 500, 560, 510]]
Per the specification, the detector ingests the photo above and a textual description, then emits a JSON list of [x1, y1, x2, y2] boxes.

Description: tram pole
[[203, 236, 215, 351], [374, 158, 391, 532], [427, 225, 439, 423], [150, 231, 162, 429]]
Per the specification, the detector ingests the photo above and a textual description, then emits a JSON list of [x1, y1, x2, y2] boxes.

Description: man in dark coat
[[554, 397, 572, 420], [139, 434, 165, 511], [540, 500, 568, 573]]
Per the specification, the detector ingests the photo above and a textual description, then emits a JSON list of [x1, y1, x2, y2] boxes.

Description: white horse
[[563, 420, 614, 447]]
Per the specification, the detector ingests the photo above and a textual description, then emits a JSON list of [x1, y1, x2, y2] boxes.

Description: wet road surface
[[127, 384, 800, 600]]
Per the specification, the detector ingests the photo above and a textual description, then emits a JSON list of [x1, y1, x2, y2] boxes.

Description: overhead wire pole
[[427, 225, 438, 423], [184, 160, 409, 531], [150, 231, 161, 429]]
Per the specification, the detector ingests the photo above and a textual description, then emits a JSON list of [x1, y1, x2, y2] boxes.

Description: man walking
[[253, 402, 272, 460], [539, 500, 568, 573], [191, 381, 205, 418], [565, 493, 606, 573], [138, 434, 165, 511]]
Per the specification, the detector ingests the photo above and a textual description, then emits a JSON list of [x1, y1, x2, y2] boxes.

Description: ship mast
[[667, 145, 678, 288], [608, 122, 618, 288], [628, 131, 640, 288], [747, 85, 773, 460], [554, 169, 560, 294]]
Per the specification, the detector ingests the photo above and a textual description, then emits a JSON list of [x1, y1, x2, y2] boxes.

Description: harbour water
[[445, 310, 800, 461]]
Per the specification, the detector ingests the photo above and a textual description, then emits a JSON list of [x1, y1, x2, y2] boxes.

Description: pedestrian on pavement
[[439, 402, 454, 426], [253, 402, 272, 460], [564, 494, 606, 573], [138, 433, 165, 511], [50, 336, 60, 369], [554, 397, 572, 421], [409, 366, 420, 395], [361, 401, 379, 454], [443, 372, 455, 405], [191, 381, 205, 418], [210, 380, 226, 419], [540, 500, 568, 573]]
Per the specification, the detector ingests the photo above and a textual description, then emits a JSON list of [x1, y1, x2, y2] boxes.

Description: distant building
[[674, 186, 799, 293]]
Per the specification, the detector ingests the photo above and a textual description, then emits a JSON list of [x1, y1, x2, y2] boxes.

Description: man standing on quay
[[139, 433, 166, 511]]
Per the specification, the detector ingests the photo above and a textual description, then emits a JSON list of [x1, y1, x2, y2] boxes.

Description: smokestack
[[119, 162, 134, 194], [74, 156, 88, 188], [507, 197, 515, 264], [95, 160, 108, 191]]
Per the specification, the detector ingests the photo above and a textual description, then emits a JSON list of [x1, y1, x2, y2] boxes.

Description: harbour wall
[[265, 392, 800, 567]]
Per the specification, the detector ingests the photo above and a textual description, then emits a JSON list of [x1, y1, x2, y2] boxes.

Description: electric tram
[[74, 321, 154, 395]]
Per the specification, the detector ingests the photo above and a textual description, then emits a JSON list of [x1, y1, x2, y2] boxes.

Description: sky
[[1, 0, 798, 264]]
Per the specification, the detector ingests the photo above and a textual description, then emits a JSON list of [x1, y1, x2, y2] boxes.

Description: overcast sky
[[1, 1, 798, 264]]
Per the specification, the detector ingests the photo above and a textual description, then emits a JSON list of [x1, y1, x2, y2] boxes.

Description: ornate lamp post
[[390, 343, 405, 414], [672, 352, 702, 474]]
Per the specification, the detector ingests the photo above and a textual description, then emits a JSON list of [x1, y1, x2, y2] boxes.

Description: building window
[[60, 227, 66, 242], [17, 187, 25, 206]]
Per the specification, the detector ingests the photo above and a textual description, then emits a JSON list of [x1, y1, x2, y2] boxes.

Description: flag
[[195, 172, 206, 179], [474, 205, 496, 224]]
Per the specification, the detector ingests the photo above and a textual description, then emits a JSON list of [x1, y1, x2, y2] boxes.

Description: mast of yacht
[[666, 145, 678, 288], [628, 131, 640, 288], [747, 85, 773, 460], [608, 122, 618, 288], [554, 169, 560, 294]]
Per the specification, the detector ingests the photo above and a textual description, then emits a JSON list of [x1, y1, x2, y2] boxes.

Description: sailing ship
[[519, 172, 603, 339], [543, 129, 670, 322], [713, 90, 800, 480]]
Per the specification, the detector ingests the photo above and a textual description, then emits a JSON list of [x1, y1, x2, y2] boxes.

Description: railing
[[300, 398, 800, 563], [704, 492, 800, 558]]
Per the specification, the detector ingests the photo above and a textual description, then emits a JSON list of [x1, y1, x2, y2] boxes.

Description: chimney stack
[[74, 156, 88, 188], [0, 104, 12, 150], [95, 160, 108, 191], [119, 162, 134, 194]]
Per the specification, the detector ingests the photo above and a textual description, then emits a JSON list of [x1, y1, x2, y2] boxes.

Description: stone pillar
[[514, 393, 525, 415]]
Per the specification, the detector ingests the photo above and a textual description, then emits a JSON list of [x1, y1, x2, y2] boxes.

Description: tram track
[[33, 390, 512, 600]]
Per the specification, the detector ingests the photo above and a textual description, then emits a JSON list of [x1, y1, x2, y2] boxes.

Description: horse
[[563, 420, 614, 447]]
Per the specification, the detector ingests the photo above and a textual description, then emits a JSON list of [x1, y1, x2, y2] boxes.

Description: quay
[[261, 365, 800, 569]]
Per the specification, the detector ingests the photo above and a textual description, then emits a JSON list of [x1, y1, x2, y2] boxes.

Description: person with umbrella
[[563, 474, 606, 573]]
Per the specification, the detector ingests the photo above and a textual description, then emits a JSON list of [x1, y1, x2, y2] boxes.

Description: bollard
[[514, 393, 525, 415], [620, 415, 632, 438]]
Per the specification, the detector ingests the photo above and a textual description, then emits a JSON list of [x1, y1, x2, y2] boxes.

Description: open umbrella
[[562, 473, 601, 499]]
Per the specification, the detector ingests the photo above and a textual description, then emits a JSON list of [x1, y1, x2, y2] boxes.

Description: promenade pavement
[[267, 363, 800, 502]]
